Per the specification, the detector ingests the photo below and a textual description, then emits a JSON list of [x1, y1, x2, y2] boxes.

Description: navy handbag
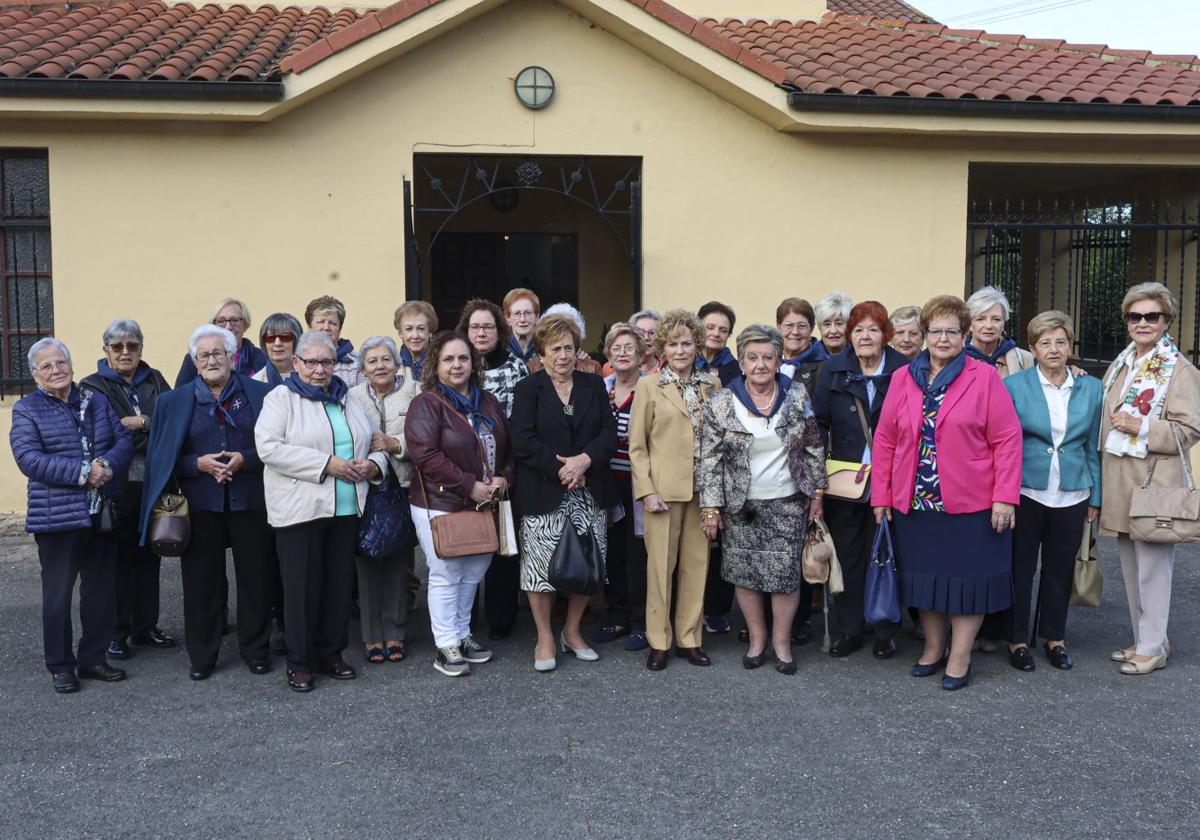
[[864, 518, 902, 625], [357, 465, 416, 561]]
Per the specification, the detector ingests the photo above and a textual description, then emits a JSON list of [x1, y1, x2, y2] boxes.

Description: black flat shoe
[[1008, 646, 1036, 672], [52, 672, 79, 694], [646, 649, 669, 671], [742, 650, 768, 669], [828, 636, 863, 658], [775, 658, 797, 675], [911, 653, 948, 678], [77, 664, 126, 682], [317, 660, 357, 680], [873, 637, 897, 659], [791, 623, 813, 646], [131, 628, 176, 649], [287, 669, 314, 692], [942, 668, 972, 691], [189, 666, 213, 681], [106, 639, 131, 660], [246, 660, 270, 675], [1044, 642, 1073, 670], [675, 647, 711, 667]]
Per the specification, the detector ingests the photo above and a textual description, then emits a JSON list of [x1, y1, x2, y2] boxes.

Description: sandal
[[386, 643, 406, 663], [364, 646, 386, 664]]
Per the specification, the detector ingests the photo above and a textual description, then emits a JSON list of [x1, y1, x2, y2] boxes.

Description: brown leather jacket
[[404, 388, 515, 512]]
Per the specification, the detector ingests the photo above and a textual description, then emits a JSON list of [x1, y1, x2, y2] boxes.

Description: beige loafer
[[1110, 646, 1136, 662], [1119, 652, 1167, 675]]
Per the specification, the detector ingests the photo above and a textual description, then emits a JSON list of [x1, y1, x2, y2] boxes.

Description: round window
[[514, 66, 555, 110]]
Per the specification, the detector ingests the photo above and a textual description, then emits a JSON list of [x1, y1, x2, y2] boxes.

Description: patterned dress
[[910, 390, 947, 512], [520, 489, 608, 593]]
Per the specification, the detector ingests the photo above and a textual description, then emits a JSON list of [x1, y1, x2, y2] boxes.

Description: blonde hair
[[653, 309, 703, 358], [393, 300, 438, 332], [1027, 310, 1075, 347], [603, 322, 647, 357], [210, 297, 251, 328], [1121, 281, 1179, 325]]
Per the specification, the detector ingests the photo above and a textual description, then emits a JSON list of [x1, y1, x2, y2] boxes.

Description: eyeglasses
[[264, 333, 295, 345], [927, 328, 963, 339], [196, 350, 228, 363], [609, 345, 638, 356], [35, 360, 70, 374], [108, 342, 141, 353], [779, 321, 810, 332], [1126, 311, 1165, 325], [468, 324, 498, 333], [214, 317, 244, 327], [509, 309, 537, 320], [297, 357, 335, 370]]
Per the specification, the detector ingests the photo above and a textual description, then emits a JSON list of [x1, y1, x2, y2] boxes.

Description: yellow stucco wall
[[2, 0, 1200, 513]]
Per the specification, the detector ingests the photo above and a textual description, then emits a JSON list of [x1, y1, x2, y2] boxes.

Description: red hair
[[847, 301, 893, 344]]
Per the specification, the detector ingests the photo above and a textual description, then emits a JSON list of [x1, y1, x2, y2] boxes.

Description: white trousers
[[1116, 535, 1175, 656], [412, 506, 492, 648]]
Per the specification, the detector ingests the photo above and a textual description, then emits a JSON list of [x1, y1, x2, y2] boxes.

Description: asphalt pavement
[[0, 534, 1197, 839]]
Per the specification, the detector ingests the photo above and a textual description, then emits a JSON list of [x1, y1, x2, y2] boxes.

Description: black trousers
[[826, 497, 898, 640], [605, 478, 647, 629], [483, 552, 520, 634], [181, 509, 276, 669], [113, 499, 161, 641], [34, 523, 116, 674], [1006, 497, 1086, 644], [704, 543, 736, 617], [276, 515, 357, 671]]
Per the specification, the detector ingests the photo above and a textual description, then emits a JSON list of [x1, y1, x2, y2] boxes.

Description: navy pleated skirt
[[891, 508, 1012, 616]]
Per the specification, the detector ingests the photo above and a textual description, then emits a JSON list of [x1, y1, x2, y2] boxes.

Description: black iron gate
[[967, 195, 1200, 367], [0, 151, 53, 397]]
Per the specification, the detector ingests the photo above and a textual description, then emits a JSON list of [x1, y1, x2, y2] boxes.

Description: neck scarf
[[438, 381, 495, 434], [789, 341, 830, 366], [193, 375, 244, 428], [264, 362, 287, 387], [335, 338, 355, 364], [97, 358, 150, 412], [966, 336, 1017, 367], [728, 373, 786, 421], [1102, 335, 1180, 458], [285, 372, 348, 405], [909, 349, 966, 395], [508, 334, 536, 363], [400, 346, 426, 380], [696, 346, 735, 372]]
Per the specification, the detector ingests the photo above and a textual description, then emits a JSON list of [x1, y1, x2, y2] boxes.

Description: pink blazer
[[871, 356, 1022, 515]]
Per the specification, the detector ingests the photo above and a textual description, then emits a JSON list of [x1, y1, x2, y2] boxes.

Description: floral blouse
[[659, 367, 705, 486], [910, 389, 947, 513]]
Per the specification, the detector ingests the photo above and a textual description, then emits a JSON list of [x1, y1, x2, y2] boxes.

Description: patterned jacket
[[698, 379, 827, 514], [482, 353, 528, 418]]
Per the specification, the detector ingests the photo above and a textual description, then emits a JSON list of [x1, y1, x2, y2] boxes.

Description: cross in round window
[[514, 66, 555, 110]]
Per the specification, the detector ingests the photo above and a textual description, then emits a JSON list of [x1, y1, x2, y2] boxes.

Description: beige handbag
[[496, 495, 519, 557], [1129, 421, 1200, 544], [1069, 521, 1103, 607], [801, 518, 836, 584], [824, 397, 873, 503]]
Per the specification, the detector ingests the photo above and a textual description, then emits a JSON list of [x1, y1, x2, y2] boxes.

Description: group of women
[[12, 282, 1197, 695]]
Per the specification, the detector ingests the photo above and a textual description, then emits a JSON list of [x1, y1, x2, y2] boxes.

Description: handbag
[[496, 494, 519, 557], [149, 491, 190, 557], [824, 397, 874, 502], [801, 517, 836, 585], [1128, 421, 1200, 544], [863, 518, 901, 625], [96, 496, 117, 534], [1069, 520, 1103, 607], [548, 501, 604, 596], [357, 464, 416, 560]]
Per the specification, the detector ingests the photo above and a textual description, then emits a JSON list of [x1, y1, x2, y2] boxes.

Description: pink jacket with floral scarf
[[870, 356, 1022, 515]]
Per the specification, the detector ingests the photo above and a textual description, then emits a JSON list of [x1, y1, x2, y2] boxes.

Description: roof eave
[[788, 91, 1200, 123], [0, 78, 284, 102]]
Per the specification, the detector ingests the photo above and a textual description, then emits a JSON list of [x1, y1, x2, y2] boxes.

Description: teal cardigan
[[1004, 367, 1103, 508]]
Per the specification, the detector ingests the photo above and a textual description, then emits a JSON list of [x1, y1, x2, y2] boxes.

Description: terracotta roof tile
[[826, 0, 936, 22]]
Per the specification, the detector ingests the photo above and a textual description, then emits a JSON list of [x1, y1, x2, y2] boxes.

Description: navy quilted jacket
[[10, 385, 134, 533]]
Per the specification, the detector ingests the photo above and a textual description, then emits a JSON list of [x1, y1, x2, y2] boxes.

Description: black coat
[[811, 345, 910, 462], [509, 370, 618, 517]]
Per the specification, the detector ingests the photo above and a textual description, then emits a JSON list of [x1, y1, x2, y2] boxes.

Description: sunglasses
[[108, 342, 142, 353], [264, 333, 296, 344], [1126, 312, 1165, 325]]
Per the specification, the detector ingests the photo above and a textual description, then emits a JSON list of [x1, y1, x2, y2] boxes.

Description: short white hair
[[357, 335, 401, 370], [28, 337, 71, 373], [543, 302, 587, 340], [295, 330, 337, 359], [966, 285, 1011, 321], [188, 325, 237, 360], [814, 292, 852, 326]]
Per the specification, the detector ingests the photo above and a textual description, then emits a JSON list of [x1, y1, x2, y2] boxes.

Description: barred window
[[0, 150, 52, 388]]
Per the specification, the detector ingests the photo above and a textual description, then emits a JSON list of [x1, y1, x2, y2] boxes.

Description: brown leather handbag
[[149, 491, 190, 557]]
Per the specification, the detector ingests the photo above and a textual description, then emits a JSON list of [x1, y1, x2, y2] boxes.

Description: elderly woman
[[777, 297, 829, 394], [458, 298, 528, 418], [695, 301, 740, 385], [595, 322, 650, 650], [1003, 311, 1103, 672], [253, 312, 302, 387], [699, 325, 827, 675], [394, 300, 438, 381], [629, 310, 719, 669], [504, 287, 541, 366], [347, 336, 421, 664], [527, 303, 603, 375], [815, 292, 853, 357], [812, 301, 910, 660], [871, 295, 1022, 691], [141, 325, 274, 681], [889, 306, 924, 360], [80, 320, 173, 660], [174, 298, 268, 387], [256, 331, 388, 692], [629, 309, 662, 375], [510, 314, 617, 672], [11, 338, 132, 694], [1099, 282, 1200, 676], [965, 286, 1034, 377], [405, 331, 514, 677], [305, 295, 363, 388]]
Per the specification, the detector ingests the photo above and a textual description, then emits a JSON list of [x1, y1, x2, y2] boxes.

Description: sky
[[914, 0, 1200, 56]]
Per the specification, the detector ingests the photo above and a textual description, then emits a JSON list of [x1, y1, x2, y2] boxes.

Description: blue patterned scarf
[[508, 334, 536, 364], [335, 338, 355, 364], [965, 336, 1017, 367], [438, 381, 495, 434], [909, 349, 966, 396], [400, 346, 426, 380]]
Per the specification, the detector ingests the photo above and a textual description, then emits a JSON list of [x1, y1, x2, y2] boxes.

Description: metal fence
[[0, 150, 52, 397]]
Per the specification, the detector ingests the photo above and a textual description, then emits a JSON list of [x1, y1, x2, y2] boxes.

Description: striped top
[[605, 372, 635, 479]]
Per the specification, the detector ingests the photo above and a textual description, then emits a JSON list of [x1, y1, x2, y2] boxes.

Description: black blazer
[[811, 345, 909, 462], [509, 370, 618, 517]]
